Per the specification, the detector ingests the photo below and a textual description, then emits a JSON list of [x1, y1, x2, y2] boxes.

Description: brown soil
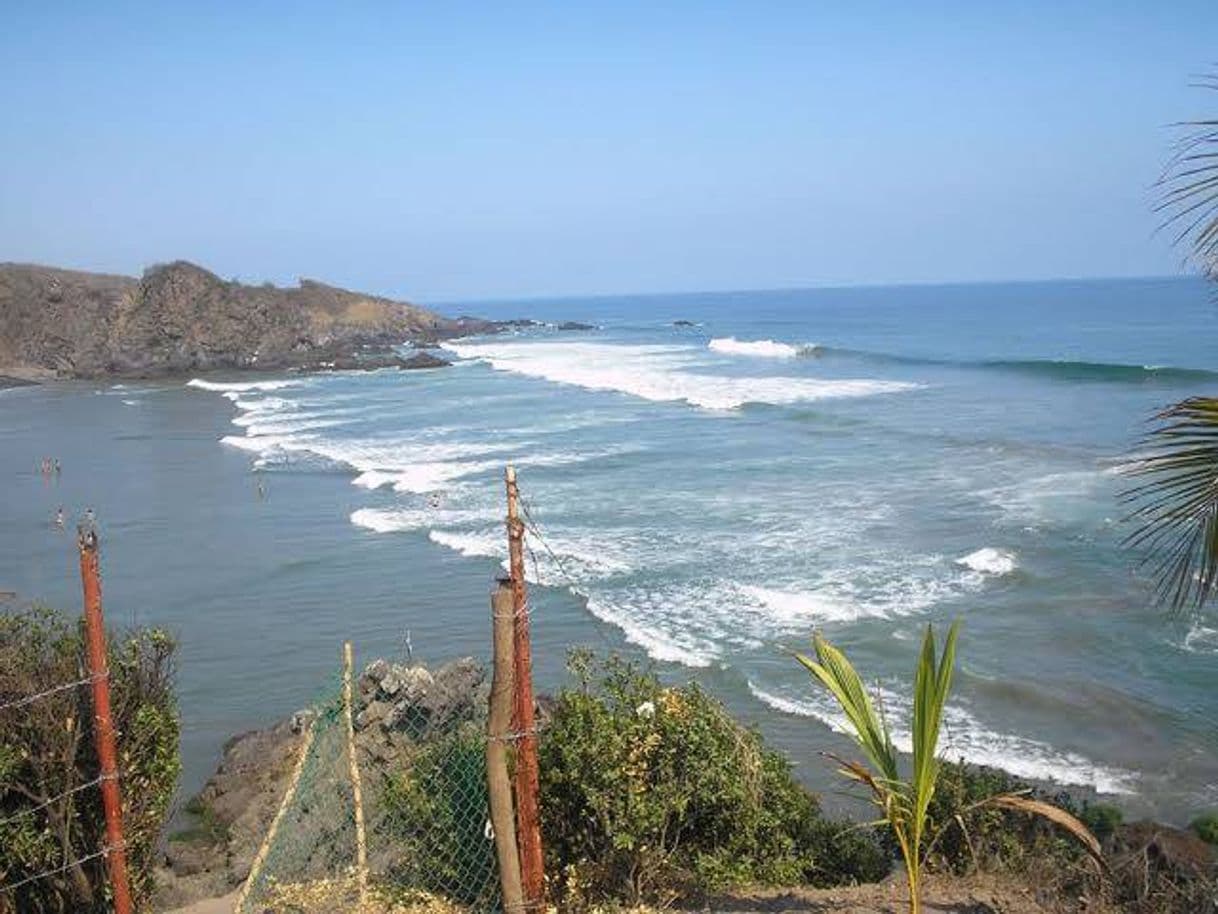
[[162, 873, 1095, 914]]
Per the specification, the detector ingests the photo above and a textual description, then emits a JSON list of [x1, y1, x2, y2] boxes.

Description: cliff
[[0, 260, 490, 379]]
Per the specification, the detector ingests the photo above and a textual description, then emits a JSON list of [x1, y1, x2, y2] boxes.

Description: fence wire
[[238, 654, 502, 914]]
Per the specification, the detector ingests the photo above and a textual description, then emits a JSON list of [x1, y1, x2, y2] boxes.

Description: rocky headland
[[0, 260, 498, 381]]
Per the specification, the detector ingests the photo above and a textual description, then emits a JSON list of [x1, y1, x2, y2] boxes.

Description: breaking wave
[[708, 337, 815, 359], [444, 340, 918, 410], [747, 682, 1137, 795], [955, 547, 1018, 577]]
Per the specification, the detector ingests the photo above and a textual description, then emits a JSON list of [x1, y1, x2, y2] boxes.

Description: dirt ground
[[163, 873, 1089, 914], [166, 891, 238, 914]]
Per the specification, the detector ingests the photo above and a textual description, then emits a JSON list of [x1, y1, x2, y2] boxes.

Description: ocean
[[3, 277, 1217, 822]]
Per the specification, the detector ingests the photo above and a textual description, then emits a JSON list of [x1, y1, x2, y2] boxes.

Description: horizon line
[[434, 272, 1198, 309]]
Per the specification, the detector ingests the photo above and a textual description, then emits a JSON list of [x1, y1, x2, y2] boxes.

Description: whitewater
[[174, 278, 1218, 819]]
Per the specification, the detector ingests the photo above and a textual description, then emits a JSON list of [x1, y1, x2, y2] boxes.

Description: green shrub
[[380, 723, 498, 908], [1080, 802, 1124, 842], [538, 651, 888, 906], [0, 605, 180, 914], [921, 760, 1088, 877], [1190, 812, 1218, 846]]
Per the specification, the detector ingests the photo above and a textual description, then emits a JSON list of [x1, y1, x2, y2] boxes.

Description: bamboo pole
[[504, 465, 545, 907], [77, 529, 133, 914], [234, 719, 316, 913], [343, 642, 369, 903], [487, 581, 524, 912]]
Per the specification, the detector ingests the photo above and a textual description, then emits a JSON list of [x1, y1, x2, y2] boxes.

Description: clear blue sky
[[2, 2, 1216, 303]]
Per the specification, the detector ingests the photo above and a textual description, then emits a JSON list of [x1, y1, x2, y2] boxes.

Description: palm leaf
[[796, 634, 899, 783], [1155, 79, 1218, 278], [1121, 397, 1218, 610], [984, 793, 1104, 868]]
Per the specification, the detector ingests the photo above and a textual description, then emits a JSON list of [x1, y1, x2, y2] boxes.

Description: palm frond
[[796, 634, 899, 783], [1155, 80, 1218, 278], [984, 793, 1104, 868], [1120, 397, 1218, 610]]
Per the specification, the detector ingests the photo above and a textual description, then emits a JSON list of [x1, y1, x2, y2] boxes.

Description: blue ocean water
[[4, 277, 1217, 820]]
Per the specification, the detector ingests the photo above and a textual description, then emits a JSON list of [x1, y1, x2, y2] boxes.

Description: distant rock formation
[[0, 260, 494, 380]]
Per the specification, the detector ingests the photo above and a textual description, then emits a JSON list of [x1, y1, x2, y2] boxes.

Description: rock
[[556, 320, 594, 331], [360, 658, 390, 695], [355, 699, 391, 731], [378, 664, 434, 703], [672, 319, 697, 327], [421, 658, 485, 723], [289, 708, 316, 734], [398, 352, 450, 370]]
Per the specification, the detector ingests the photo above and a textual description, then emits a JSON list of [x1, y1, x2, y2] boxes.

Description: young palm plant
[[798, 622, 1100, 914]]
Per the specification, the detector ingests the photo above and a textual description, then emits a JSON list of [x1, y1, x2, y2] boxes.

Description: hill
[[0, 260, 490, 379]]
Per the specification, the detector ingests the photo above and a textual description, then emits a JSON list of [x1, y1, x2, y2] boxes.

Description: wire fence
[[236, 653, 503, 914]]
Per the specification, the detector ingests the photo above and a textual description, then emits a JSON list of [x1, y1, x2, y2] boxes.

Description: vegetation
[[798, 622, 1099, 914], [0, 605, 180, 914], [537, 650, 888, 907], [1123, 76, 1218, 610], [1191, 811, 1218, 846], [380, 724, 498, 910]]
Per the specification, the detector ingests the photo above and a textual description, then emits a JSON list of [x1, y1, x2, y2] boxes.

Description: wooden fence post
[[77, 529, 133, 914], [504, 465, 545, 907], [342, 642, 369, 903], [487, 580, 524, 912]]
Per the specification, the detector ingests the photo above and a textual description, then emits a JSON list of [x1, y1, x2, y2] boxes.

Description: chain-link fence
[[237, 653, 501, 914]]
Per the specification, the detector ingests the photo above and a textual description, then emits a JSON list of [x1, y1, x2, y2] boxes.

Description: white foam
[[737, 584, 863, 624], [1183, 622, 1218, 654], [444, 340, 918, 411], [709, 337, 804, 358], [955, 548, 1018, 577], [586, 592, 720, 668], [429, 529, 503, 559], [187, 378, 301, 392], [747, 682, 1137, 795]]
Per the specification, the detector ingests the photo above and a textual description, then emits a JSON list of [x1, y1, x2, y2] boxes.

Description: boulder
[[557, 320, 594, 331], [398, 352, 450, 370]]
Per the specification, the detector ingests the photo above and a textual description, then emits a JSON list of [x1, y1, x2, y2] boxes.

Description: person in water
[[54, 507, 64, 529]]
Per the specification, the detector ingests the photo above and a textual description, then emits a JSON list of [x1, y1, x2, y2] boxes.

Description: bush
[[0, 605, 180, 914], [538, 651, 888, 906], [1081, 802, 1124, 842], [1191, 812, 1218, 846], [921, 760, 1088, 878], [379, 723, 498, 909]]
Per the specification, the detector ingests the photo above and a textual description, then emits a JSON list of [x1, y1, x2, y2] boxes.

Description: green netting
[[238, 657, 502, 914], [238, 683, 357, 914]]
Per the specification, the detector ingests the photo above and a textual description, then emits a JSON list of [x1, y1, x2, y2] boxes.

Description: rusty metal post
[[77, 529, 133, 914], [487, 580, 524, 912], [504, 465, 544, 907]]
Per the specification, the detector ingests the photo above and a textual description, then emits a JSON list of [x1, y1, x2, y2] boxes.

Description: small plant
[[798, 622, 1100, 914], [1190, 811, 1218, 846]]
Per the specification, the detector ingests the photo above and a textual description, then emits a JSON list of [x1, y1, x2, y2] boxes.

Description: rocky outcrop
[[156, 656, 493, 909], [0, 260, 494, 379]]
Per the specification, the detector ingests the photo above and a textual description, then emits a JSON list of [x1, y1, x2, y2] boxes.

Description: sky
[[2, 2, 1217, 303]]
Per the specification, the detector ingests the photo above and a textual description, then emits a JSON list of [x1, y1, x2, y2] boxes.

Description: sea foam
[[709, 337, 807, 358], [444, 340, 917, 411], [955, 547, 1018, 576], [747, 682, 1137, 795]]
